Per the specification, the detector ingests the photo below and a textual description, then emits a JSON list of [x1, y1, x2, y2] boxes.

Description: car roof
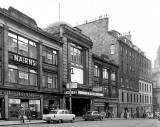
[[50, 109, 69, 111]]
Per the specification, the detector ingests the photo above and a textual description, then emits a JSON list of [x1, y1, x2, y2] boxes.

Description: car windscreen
[[49, 110, 58, 114], [86, 112, 92, 114]]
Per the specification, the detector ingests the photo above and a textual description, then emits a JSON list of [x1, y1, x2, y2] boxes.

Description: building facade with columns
[[0, 7, 63, 120], [45, 22, 108, 116]]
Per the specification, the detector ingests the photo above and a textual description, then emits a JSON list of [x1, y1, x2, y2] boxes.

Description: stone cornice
[[0, 7, 62, 45], [61, 24, 93, 48]]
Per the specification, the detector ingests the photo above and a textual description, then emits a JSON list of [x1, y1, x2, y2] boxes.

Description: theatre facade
[[0, 7, 63, 120]]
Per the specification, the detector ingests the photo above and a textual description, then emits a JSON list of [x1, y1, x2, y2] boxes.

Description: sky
[[0, 0, 159, 67]]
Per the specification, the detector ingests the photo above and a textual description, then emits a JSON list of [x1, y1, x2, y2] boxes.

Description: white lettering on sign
[[78, 91, 103, 97], [13, 54, 36, 66], [64, 90, 103, 97]]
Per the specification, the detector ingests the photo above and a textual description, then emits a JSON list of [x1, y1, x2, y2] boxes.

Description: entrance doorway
[[72, 98, 90, 116], [0, 98, 3, 119]]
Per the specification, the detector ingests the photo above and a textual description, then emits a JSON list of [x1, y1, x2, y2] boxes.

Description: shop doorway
[[72, 98, 90, 116], [49, 100, 55, 110], [21, 99, 29, 108]]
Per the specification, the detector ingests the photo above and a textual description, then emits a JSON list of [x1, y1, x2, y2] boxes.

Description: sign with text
[[9, 53, 37, 67], [66, 82, 78, 88], [64, 90, 103, 97]]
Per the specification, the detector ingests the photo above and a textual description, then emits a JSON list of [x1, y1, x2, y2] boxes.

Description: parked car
[[100, 111, 106, 119], [146, 112, 153, 119], [42, 109, 75, 123], [154, 112, 160, 119], [82, 111, 103, 121]]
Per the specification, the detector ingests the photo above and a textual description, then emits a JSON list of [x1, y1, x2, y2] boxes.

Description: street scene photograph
[[0, 0, 160, 126]]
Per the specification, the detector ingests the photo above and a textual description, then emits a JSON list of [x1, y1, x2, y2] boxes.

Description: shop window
[[18, 36, 28, 57], [70, 43, 83, 67], [8, 64, 37, 86], [8, 32, 18, 53], [19, 66, 29, 85], [29, 70, 37, 86], [9, 65, 18, 83], [42, 46, 58, 65], [29, 41, 37, 59], [8, 32, 37, 59], [8, 99, 21, 119], [42, 72, 58, 89]]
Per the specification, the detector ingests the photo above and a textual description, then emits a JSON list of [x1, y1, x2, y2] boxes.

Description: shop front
[[43, 94, 60, 114], [5, 90, 42, 120]]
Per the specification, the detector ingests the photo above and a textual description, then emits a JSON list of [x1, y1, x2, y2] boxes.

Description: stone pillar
[[38, 42, 42, 90], [60, 96, 65, 109], [90, 98, 94, 111], [2, 25, 9, 85], [4, 94, 8, 119], [40, 94, 43, 118]]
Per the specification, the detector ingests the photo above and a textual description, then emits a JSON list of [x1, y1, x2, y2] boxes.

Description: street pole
[[69, 82, 72, 113]]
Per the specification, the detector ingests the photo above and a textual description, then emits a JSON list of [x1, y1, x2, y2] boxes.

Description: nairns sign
[[12, 54, 37, 67]]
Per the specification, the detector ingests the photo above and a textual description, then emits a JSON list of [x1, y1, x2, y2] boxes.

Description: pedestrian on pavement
[[18, 106, 25, 123], [25, 107, 31, 122]]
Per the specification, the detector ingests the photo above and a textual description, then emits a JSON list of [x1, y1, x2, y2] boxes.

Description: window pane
[[18, 67, 29, 85], [70, 45, 83, 66], [110, 44, 115, 54], [47, 74, 53, 88], [42, 72, 57, 89], [18, 41, 28, 56], [18, 36, 28, 43], [29, 73, 37, 86], [9, 68, 17, 83], [42, 75, 47, 88], [8, 37, 17, 53], [29, 41, 37, 59], [53, 75, 57, 88], [53, 51, 57, 65]]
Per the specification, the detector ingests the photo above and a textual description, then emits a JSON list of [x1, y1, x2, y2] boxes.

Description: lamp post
[[68, 67, 74, 113]]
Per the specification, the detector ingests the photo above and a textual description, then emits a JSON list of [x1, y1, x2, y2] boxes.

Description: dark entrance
[[72, 98, 90, 116], [0, 98, 3, 119]]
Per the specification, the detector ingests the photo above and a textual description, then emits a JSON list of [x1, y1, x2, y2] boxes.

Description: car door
[[93, 111, 99, 119], [64, 110, 70, 121]]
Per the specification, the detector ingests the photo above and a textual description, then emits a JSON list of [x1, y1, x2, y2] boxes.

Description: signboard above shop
[[65, 90, 103, 97], [9, 53, 37, 67], [66, 82, 78, 88]]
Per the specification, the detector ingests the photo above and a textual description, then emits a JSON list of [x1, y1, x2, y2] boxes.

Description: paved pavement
[[0, 117, 83, 126], [0, 117, 158, 126], [0, 118, 160, 127]]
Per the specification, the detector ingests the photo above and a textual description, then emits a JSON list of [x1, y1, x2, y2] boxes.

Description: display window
[[8, 98, 40, 119], [8, 32, 37, 59], [8, 64, 37, 86]]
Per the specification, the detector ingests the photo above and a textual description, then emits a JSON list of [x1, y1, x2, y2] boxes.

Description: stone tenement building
[[77, 17, 152, 117]]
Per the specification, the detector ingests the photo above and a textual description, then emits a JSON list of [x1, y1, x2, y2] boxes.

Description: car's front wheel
[[71, 118, 75, 123], [100, 117, 103, 121], [58, 119, 62, 123], [46, 121, 50, 123]]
